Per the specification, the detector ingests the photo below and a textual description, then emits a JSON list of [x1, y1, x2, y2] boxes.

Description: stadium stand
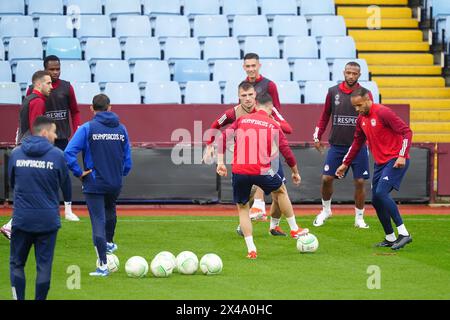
[[0, 0, 25, 15], [60, 60, 91, 83], [66, 0, 103, 16], [184, 81, 221, 104], [144, 81, 181, 104], [124, 37, 161, 62], [203, 37, 240, 62], [133, 60, 171, 85], [104, 82, 141, 104], [0, 82, 22, 104], [72, 82, 100, 104], [143, 0, 181, 16]]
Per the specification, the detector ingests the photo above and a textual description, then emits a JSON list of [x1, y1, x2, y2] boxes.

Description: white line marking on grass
[[118, 219, 237, 223]]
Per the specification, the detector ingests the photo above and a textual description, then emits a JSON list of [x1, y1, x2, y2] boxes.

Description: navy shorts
[[373, 158, 410, 191], [323, 144, 370, 179], [232, 172, 283, 205]]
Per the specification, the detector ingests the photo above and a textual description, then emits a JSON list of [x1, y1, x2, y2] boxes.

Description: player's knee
[[354, 179, 365, 190], [322, 175, 334, 185]]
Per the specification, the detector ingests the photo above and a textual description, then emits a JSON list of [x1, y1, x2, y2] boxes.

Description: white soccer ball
[[125, 256, 149, 278], [155, 251, 177, 273], [96, 253, 119, 273], [297, 233, 319, 253], [176, 251, 199, 275], [150, 256, 174, 278], [199, 253, 223, 275]]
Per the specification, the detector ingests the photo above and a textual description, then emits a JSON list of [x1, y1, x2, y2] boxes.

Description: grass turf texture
[[0, 215, 449, 300]]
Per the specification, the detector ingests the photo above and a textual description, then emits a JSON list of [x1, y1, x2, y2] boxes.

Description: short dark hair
[[345, 61, 361, 69], [257, 93, 273, 106], [92, 94, 110, 111], [44, 55, 60, 69], [238, 81, 254, 92], [33, 116, 55, 134], [32, 70, 50, 84], [350, 87, 370, 98], [243, 53, 259, 61]]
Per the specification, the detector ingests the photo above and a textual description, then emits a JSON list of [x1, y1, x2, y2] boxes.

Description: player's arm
[[64, 124, 88, 178], [69, 85, 81, 133], [122, 126, 132, 176], [216, 119, 239, 176], [204, 108, 236, 163], [268, 81, 282, 111], [313, 92, 332, 154], [336, 118, 366, 178], [277, 129, 301, 185], [271, 106, 293, 134], [28, 99, 46, 132]]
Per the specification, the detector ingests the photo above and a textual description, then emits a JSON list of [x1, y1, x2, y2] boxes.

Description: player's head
[[351, 87, 372, 116], [343, 61, 361, 88], [243, 53, 261, 81], [91, 94, 111, 113], [255, 92, 273, 114], [238, 81, 256, 112], [33, 116, 57, 143], [44, 55, 61, 82], [32, 70, 52, 97]]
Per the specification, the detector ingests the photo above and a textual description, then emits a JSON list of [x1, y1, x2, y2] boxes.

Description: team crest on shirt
[[371, 119, 377, 127], [334, 94, 340, 106], [324, 165, 330, 172]]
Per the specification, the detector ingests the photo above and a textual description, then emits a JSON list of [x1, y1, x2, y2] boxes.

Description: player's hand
[[80, 169, 92, 180], [216, 164, 227, 177], [292, 173, 301, 186], [314, 141, 325, 155], [202, 145, 215, 164], [335, 164, 348, 179], [393, 156, 406, 168]]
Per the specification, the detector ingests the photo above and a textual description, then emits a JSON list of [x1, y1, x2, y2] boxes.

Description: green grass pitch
[[1, 215, 449, 300]]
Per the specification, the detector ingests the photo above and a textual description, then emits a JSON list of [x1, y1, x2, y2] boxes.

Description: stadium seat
[[274, 81, 301, 104], [203, 37, 240, 62], [0, 62, 12, 81], [104, 82, 141, 104], [46, 38, 82, 60], [164, 38, 201, 61], [0, 16, 34, 40], [185, 81, 221, 104], [261, 0, 298, 17], [259, 59, 291, 81], [300, 0, 335, 16], [60, 60, 91, 82], [359, 81, 380, 103], [283, 36, 319, 61], [244, 37, 280, 59], [213, 60, 246, 83], [332, 58, 370, 82], [28, 0, 63, 16], [143, 0, 181, 16], [311, 16, 347, 38], [154, 15, 190, 40], [66, 0, 103, 15], [0, 0, 25, 15], [272, 16, 308, 40], [14, 60, 43, 85], [94, 60, 131, 83], [85, 38, 122, 63], [144, 81, 181, 104], [115, 15, 152, 42], [38, 16, 74, 40], [304, 81, 335, 103], [75, 15, 112, 40], [173, 60, 209, 82], [0, 82, 22, 104], [72, 82, 100, 104], [233, 15, 269, 40], [0, 42, 4, 60], [223, 80, 241, 104], [320, 36, 356, 61], [293, 59, 330, 83], [193, 15, 229, 40], [184, 0, 220, 18], [104, 0, 141, 17], [8, 37, 43, 63], [133, 60, 171, 85], [222, 0, 258, 18], [124, 37, 161, 62]]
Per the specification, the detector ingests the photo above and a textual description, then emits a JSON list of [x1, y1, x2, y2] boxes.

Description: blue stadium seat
[[185, 81, 221, 104], [133, 60, 171, 85], [28, 0, 63, 16], [203, 37, 240, 62], [72, 82, 100, 104], [143, 0, 181, 16], [0, 0, 25, 15], [104, 0, 141, 17], [293, 59, 330, 83], [332, 58, 370, 82], [233, 15, 269, 40], [304, 81, 335, 103], [14, 60, 43, 86], [124, 37, 160, 62], [76, 15, 112, 40], [60, 60, 91, 82], [0, 16, 34, 40], [94, 60, 130, 83], [164, 38, 201, 61], [300, 0, 335, 16], [223, 80, 241, 104], [223, 0, 258, 18], [213, 60, 246, 83], [38, 16, 74, 40], [274, 81, 301, 104], [283, 36, 319, 61], [193, 15, 229, 40], [0, 42, 4, 60], [115, 15, 151, 42], [320, 36, 356, 61], [104, 82, 141, 104], [261, 0, 298, 17], [173, 60, 209, 82], [184, 0, 220, 18], [311, 16, 347, 38], [244, 37, 280, 59], [272, 16, 308, 40], [144, 81, 181, 104], [46, 38, 82, 60], [0, 82, 22, 104], [359, 81, 380, 103], [154, 15, 190, 40], [66, 0, 103, 15], [8, 37, 43, 63], [259, 59, 290, 81], [85, 38, 121, 63], [0, 62, 12, 81]]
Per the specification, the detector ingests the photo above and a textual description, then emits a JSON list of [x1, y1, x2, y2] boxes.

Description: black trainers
[[375, 239, 395, 247], [269, 226, 287, 236], [391, 234, 412, 250]]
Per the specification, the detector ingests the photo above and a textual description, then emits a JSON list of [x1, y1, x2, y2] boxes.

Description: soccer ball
[[96, 253, 119, 272], [297, 233, 319, 253], [199, 253, 223, 275], [125, 256, 149, 278], [176, 251, 199, 275], [150, 256, 174, 278], [155, 251, 177, 273]]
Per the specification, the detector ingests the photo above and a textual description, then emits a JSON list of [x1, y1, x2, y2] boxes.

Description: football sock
[[397, 224, 409, 236], [322, 199, 331, 213], [64, 201, 72, 212], [5, 219, 12, 229], [244, 236, 256, 253], [270, 217, 281, 230], [355, 208, 365, 219], [385, 233, 396, 242], [286, 216, 299, 231]]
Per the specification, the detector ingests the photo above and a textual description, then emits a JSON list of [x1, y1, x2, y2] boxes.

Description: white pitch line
[[116, 218, 450, 223]]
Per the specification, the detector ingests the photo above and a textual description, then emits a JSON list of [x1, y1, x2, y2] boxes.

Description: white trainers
[[0, 225, 11, 240], [313, 210, 331, 227], [355, 218, 369, 229], [65, 210, 80, 221]]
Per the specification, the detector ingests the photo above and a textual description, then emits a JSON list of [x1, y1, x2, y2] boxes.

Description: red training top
[[247, 75, 281, 110], [28, 90, 47, 131]]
